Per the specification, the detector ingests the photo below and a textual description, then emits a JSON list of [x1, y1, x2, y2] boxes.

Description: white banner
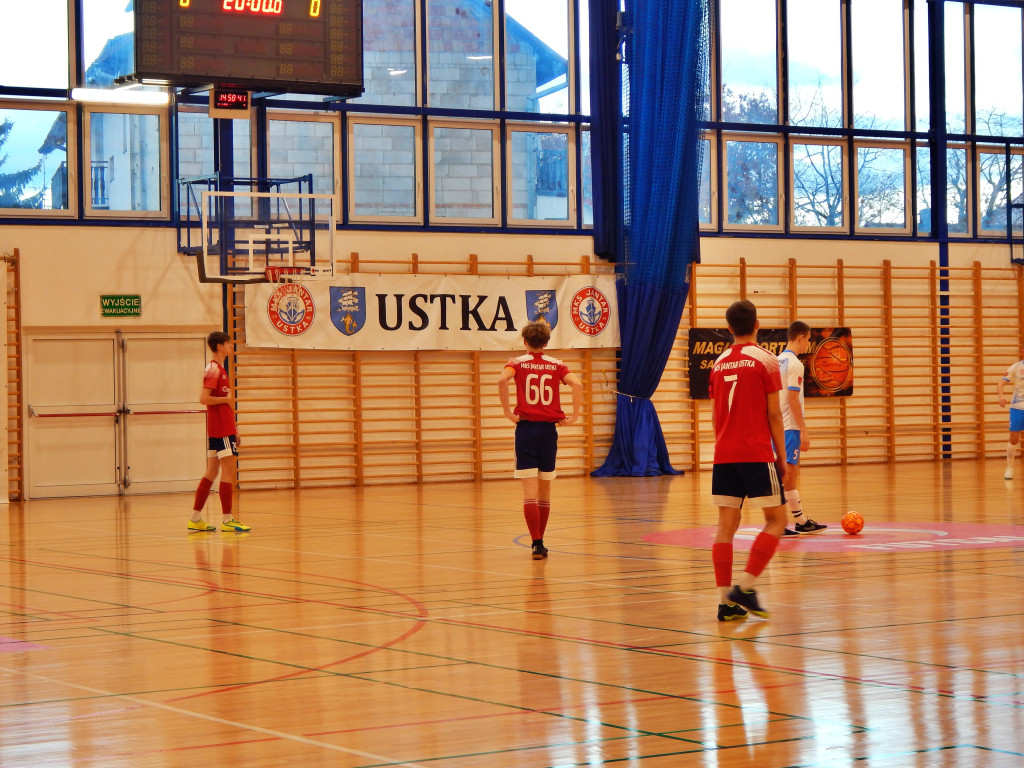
[[244, 273, 620, 351]]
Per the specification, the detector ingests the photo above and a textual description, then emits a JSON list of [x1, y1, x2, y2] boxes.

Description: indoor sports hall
[[1, 1, 1023, 766]]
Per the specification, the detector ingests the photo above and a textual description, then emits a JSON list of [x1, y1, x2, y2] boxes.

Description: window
[[84, 108, 167, 218], [724, 136, 781, 228], [82, 0, 136, 89], [720, 0, 778, 124], [507, 127, 573, 225], [973, 5, 1024, 139], [792, 141, 844, 230], [946, 145, 969, 235], [977, 149, 1023, 235], [505, 0, 570, 114], [698, 136, 715, 228], [427, 0, 495, 109], [581, 127, 593, 227], [851, 0, 905, 131], [787, 0, 841, 129], [430, 122, 498, 224], [268, 114, 339, 217], [176, 108, 252, 219], [945, 4, 967, 134], [856, 143, 908, 232], [350, 0, 418, 107], [0, 105, 75, 216], [2, 0, 69, 90], [348, 118, 421, 222]]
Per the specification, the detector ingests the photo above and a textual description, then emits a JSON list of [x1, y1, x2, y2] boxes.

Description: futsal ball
[[841, 510, 864, 535]]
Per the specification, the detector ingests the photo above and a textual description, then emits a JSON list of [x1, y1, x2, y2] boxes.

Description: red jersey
[[708, 342, 782, 464], [203, 360, 236, 438], [505, 352, 570, 422]]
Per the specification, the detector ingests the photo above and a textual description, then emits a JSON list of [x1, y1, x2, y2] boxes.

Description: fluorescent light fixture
[[71, 88, 170, 106], [387, 68, 408, 76], [466, 55, 493, 60]]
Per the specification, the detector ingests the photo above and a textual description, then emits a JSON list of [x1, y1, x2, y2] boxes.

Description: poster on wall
[[244, 273, 620, 352], [688, 327, 853, 399]]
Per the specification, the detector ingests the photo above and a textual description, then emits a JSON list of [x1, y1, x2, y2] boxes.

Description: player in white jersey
[[778, 322, 827, 535], [997, 348, 1024, 479]]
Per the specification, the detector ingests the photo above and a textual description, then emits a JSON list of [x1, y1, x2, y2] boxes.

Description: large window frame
[[428, 119, 501, 226], [721, 132, 784, 233], [505, 122, 576, 228], [853, 140, 911, 236], [0, 101, 78, 219], [347, 115, 423, 224], [790, 138, 847, 233], [82, 105, 169, 220]]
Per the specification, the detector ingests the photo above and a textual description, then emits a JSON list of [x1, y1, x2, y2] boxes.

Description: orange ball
[[841, 510, 864, 534]]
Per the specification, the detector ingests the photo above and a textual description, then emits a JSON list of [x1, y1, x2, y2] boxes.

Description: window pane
[[947, 146, 968, 233], [0, 109, 69, 211], [852, 0, 904, 130], [698, 138, 712, 224], [725, 139, 778, 225], [352, 123, 418, 218], [433, 126, 494, 219], [857, 146, 906, 229], [505, 0, 569, 114], [351, 0, 417, 107], [83, 0, 135, 88], [176, 111, 251, 217], [428, 0, 494, 109], [945, 4, 966, 134], [973, 5, 1024, 138], [268, 118, 336, 216], [916, 145, 930, 235], [913, 0, 929, 132], [793, 143, 843, 227], [720, 0, 778, 124], [978, 152, 1024, 234], [579, 0, 591, 116], [787, 0, 842, 128], [2, 0, 69, 89], [510, 131, 569, 221], [89, 112, 161, 212], [581, 128, 593, 226]]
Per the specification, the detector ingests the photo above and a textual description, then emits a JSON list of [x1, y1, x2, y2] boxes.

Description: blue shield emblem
[[330, 286, 366, 336], [525, 290, 558, 329]]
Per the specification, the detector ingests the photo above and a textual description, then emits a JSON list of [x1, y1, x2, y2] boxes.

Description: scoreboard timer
[[133, 0, 363, 96]]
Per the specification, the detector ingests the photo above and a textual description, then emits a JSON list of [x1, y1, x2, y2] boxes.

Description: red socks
[[538, 500, 551, 538], [218, 482, 233, 518], [523, 499, 540, 540], [193, 477, 214, 512], [711, 542, 733, 587], [744, 531, 780, 577]]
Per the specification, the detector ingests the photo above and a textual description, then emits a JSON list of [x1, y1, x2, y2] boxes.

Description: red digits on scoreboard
[[222, 0, 283, 14]]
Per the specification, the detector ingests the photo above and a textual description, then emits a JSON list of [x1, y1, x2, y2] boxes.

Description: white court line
[[0, 665, 429, 767]]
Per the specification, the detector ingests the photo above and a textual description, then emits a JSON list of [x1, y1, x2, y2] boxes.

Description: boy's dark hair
[[725, 300, 757, 337], [207, 331, 231, 352], [521, 320, 551, 349], [788, 320, 811, 341]]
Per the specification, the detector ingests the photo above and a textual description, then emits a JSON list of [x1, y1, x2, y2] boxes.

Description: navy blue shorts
[[711, 462, 785, 509], [208, 435, 238, 459], [514, 420, 558, 479]]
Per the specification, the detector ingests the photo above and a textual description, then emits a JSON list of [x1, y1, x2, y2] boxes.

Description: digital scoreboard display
[[133, 0, 363, 96]]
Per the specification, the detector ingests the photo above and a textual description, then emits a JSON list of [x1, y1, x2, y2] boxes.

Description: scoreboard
[[133, 0, 363, 96]]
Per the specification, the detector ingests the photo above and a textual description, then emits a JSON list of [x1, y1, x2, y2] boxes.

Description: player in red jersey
[[708, 301, 788, 620], [188, 331, 251, 533], [498, 320, 583, 559]]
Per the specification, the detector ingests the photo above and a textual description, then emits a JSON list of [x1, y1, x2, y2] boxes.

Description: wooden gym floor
[[1, 459, 1023, 767]]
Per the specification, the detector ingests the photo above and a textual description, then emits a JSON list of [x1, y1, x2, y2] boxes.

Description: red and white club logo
[[268, 284, 315, 335], [570, 286, 611, 336]]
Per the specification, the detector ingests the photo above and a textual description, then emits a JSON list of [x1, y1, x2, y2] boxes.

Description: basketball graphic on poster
[[808, 329, 853, 396]]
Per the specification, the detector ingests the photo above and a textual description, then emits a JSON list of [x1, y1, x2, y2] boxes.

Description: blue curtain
[[588, 0, 624, 259], [592, 0, 709, 477]]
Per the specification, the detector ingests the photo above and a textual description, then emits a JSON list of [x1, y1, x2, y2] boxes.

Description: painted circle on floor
[[641, 521, 1024, 553]]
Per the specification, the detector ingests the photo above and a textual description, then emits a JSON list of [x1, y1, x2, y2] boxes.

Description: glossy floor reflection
[[1, 460, 1023, 767]]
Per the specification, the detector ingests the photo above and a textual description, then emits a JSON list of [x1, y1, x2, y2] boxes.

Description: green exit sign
[[101, 294, 141, 318]]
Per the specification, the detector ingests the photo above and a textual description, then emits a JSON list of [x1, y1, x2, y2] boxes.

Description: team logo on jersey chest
[[570, 287, 611, 336], [330, 286, 366, 336], [525, 290, 558, 329], [268, 283, 315, 335]]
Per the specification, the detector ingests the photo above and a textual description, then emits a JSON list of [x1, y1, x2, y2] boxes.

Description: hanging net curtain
[[591, 0, 710, 476]]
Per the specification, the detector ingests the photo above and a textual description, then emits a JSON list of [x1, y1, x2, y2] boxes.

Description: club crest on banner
[[525, 290, 558, 329], [570, 286, 611, 336], [268, 283, 315, 336], [330, 286, 366, 336]]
